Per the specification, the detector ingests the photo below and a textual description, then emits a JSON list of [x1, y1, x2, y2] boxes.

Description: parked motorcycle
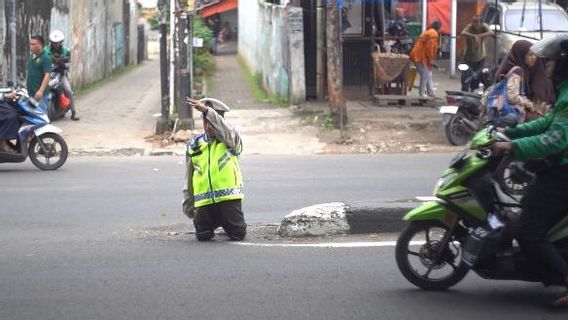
[[47, 57, 73, 121], [0, 84, 68, 170], [395, 126, 564, 291], [387, 19, 413, 54], [441, 64, 496, 146]]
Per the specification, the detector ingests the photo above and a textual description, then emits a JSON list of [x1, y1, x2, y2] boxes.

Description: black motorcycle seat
[[446, 90, 482, 99]]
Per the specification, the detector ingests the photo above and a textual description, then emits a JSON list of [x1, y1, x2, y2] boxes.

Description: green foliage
[[193, 17, 215, 76], [149, 11, 160, 30], [148, 7, 169, 31], [324, 115, 335, 129], [237, 56, 288, 106]]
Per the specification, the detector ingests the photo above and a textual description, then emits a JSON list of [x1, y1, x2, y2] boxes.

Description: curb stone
[[277, 202, 418, 237]]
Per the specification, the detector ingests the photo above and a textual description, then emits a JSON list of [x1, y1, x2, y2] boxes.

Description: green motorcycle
[[395, 126, 568, 290]]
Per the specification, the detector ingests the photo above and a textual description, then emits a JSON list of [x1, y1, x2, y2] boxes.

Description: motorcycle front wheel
[[395, 220, 469, 290], [494, 157, 533, 196], [444, 112, 474, 146], [28, 133, 68, 170]]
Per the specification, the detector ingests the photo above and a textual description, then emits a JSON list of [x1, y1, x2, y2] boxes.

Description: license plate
[[439, 106, 459, 114]]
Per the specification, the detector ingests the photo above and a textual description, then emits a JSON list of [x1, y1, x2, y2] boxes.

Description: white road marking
[[231, 241, 425, 248]]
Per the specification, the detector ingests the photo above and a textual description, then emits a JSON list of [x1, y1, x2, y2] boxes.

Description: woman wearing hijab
[[496, 40, 556, 122], [0, 91, 18, 153]]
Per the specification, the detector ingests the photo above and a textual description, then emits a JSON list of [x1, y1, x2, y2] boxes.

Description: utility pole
[[156, 0, 171, 134], [8, 0, 17, 84], [326, 0, 347, 128], [176, 10, 193, 130], [169, 0, 177, 119]]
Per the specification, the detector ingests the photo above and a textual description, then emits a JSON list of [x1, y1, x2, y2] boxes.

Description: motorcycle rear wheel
[[395, 220, 469, 290], [28, 133, 68, 170], [445, 112, 474, 146]]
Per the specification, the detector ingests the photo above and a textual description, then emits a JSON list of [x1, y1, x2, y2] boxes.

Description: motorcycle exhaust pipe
[[461, 117, 478, 134]]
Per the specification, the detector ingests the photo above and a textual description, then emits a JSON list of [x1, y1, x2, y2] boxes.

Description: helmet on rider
[[531, 34, 568, 95], [49, 30, 65, 49]]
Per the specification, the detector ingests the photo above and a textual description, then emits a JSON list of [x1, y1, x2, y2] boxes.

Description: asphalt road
[[2, 154, 567, 319], [1, 153, 453, 235], [2, 238, 566, 319]]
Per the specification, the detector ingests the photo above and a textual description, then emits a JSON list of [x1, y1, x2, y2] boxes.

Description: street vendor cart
[[372, 52, 410, 95]]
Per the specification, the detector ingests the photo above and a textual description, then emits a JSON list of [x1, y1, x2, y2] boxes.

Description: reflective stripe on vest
[[188, 136, 244, 207], [194, 187, 243, 202]]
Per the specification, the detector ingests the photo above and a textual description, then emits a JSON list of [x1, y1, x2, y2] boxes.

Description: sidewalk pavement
[[55, 57, 161, 156]]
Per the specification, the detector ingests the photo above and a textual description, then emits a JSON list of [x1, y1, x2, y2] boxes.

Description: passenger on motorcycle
[[491, 37, 568, 307], [495, 40, 555, 122], [0, 91, 17, 153], [45, 30, 80, 121]]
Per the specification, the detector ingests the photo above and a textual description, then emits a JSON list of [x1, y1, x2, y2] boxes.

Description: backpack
[[484, 66, 524, 126]]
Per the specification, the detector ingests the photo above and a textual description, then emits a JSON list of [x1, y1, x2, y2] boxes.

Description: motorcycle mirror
[[458, 64, 469, 71]]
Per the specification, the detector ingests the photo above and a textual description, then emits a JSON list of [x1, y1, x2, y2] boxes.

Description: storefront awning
[[201, 0, 237, 18]]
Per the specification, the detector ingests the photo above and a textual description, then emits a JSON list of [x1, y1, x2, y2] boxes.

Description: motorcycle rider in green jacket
[[491, 40, 568, 306], [45, 30, 80, 121]]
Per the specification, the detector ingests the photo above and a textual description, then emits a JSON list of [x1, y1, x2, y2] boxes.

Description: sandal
[[552, 290, 568, 307]]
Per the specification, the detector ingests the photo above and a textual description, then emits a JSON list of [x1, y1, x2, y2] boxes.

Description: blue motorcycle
[[0, 85, 68, 170]]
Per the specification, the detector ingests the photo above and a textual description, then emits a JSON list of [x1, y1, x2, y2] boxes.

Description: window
[[342, 0, 364, 35], [505, 9, 568, 32]]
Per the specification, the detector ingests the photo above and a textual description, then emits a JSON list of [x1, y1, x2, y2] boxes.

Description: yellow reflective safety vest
[[187, 134, 244, 207]]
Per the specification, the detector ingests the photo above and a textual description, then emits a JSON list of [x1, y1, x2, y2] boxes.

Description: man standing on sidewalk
[[460, 15, 493, 92], [27, 35, 51, 101], [182, 98, 246, 241]]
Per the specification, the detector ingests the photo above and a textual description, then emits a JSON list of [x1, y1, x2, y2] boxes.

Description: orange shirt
[[409, 28, 439, 68]]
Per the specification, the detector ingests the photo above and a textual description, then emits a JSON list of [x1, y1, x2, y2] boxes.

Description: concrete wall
[[239, 2, 305, 102], [238, 0, 260, 74], [0, 0, 142, 88], [127, 0, 140, 65]]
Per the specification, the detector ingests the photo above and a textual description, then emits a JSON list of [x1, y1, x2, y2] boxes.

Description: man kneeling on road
[[183, 97, 246, 241]]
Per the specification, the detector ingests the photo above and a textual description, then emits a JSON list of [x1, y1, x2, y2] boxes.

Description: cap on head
[[49, 30, 65, 43], [199, 97, 230, 117]]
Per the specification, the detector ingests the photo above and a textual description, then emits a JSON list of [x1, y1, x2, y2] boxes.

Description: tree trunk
[[326, 0, 347, 127]]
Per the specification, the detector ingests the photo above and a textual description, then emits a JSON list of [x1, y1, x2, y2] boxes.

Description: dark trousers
[[516, 168, 568, 283], [61, 75, 78, 116], [193, 199, 246, 241], [461, 59, 485, 92]]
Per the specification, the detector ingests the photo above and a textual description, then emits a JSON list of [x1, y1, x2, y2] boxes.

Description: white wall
[[238, 0, 260, 74]]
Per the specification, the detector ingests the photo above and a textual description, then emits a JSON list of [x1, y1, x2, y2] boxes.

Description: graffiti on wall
[[0, 0, 140, 88]]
